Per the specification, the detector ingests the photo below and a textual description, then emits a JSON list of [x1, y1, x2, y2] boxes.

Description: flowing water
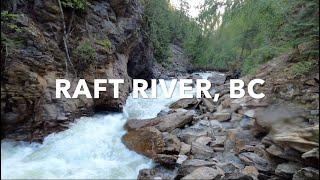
[[1, 73, 211, 179]]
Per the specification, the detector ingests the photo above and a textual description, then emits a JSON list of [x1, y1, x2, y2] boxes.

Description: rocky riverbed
[[122, 55, 319, 180]]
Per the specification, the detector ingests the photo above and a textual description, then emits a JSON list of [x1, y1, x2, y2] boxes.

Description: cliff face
[[1, 0, 155, 141]]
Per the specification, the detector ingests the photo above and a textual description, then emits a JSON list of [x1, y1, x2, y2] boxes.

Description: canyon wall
[[1, 0, 155, 141]]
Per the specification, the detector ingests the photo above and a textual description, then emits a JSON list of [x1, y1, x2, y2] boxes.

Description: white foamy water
[[1, 73, 212, 179]]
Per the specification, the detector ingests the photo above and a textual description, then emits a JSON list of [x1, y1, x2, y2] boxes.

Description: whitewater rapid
[[1, 73, 211, 179]]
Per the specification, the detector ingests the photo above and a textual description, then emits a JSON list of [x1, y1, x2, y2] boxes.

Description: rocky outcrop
[[1, 0, 154, 141]]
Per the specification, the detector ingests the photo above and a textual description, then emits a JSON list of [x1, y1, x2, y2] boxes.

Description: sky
[[170, 0, 204, 18]]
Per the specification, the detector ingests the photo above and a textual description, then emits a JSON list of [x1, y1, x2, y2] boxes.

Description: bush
[[74, 41, 96, 71], [96, 39, 112, 50], [290, 61, 314, 77], [61, 0, 87, 11]]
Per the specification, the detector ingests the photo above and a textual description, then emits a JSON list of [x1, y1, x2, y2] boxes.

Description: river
[[1, 73, 212, 179]]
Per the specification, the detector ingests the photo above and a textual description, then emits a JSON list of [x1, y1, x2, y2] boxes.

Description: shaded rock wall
[[1, 0, 154, 141]]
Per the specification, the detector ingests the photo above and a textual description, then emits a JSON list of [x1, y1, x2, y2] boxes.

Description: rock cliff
[[1, 0, 155, 141]]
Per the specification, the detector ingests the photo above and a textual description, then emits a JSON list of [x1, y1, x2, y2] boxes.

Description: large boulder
[[122, 127, 165, 158], [170, 98, 199, 109], [208, 73, 227, 85], [125, 111, 194, 132]]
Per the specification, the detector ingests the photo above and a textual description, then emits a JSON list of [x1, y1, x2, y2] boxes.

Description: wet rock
[[182, 166, 224, 180], [122, 127, 164, 158], [239, 152, 270, 172], [170, 98, 199, 109], [292, 167, 319, 180], [275, 162, 302, 179]]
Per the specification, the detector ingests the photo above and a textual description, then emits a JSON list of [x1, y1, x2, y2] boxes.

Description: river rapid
[[1, 73, 212, 179]]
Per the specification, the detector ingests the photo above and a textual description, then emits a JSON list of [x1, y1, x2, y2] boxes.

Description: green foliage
[[61, 0, 87, 10], [74, 41, 96, 63], [96, 39, 112, 50], [290, 61, 314, 77], [143, 0, 318, 73]]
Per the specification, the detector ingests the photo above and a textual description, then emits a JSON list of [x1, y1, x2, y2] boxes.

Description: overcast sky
[[170, 0, 204, 18]]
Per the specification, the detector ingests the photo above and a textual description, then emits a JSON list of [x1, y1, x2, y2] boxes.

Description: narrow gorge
[[1, 0, 319, 179]]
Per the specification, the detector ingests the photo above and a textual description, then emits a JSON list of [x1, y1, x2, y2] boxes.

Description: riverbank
[[123, 52, 319, 180]]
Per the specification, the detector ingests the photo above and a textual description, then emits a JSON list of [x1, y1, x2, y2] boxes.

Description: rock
[[224, 129, 255, 154], [178, 159, 216, 176], [210, 112, 231, 122], [180, 142, 191, 155], [266, 144, 302, 162], [302, 148, 319, 159], [202, 98, 216, 112], [170, 98, 198, 109], [177, 155, 188, 165], [293, 167, 319, 180], [182, 166, 224, 180], [241, 166, 259, 180], [125, 111, 194, 132], [163, 132, 181, 154], [154, 154, 178, 168], [155, 111, 194, 132], [138, 166, 177, 180], [122, 127, 164, 158], [239, 152, 270, 172], [240, 117, 255, 130], [191, 141, 214, 159], [208, 73, 227, 85], [272, 125, 319, 153], [275, 162, 303, 179]]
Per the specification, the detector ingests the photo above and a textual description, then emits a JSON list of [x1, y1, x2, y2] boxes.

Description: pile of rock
[[122, 71, 319, 180]]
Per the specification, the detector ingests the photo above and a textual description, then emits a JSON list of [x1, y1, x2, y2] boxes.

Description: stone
[[239, 152, 270, 172], [122, 127, 164, 158], [202, 98, 215, 112], [275, 162, 303, 179], [208, 73, 227, 85], [177, 155, 188, 165], [180, 142, 191, 155], [293, 167, 319, 180], [169, 98, 198, 109], [272, 125, 319, 153], [178, 159, 216, 176], [224, 129, 255, 154], [182, 166, 224, 180], [163, 132, 181, 154], [302, 148, 319, 159], [191, 141, 214, 159], [241, 166, 259, 180], [125, 111, 194, 132], [153, 154, 178, 168], [210, 112, 231, 122], [138, 166, 177, 180], [266, 145, 302, 162]]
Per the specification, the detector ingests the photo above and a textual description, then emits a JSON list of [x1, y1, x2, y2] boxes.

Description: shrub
[[290, 61, 314, 77], [96, 39, 112, 50], [61, 0, 87, 11], [74, 41, 96, 71]]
